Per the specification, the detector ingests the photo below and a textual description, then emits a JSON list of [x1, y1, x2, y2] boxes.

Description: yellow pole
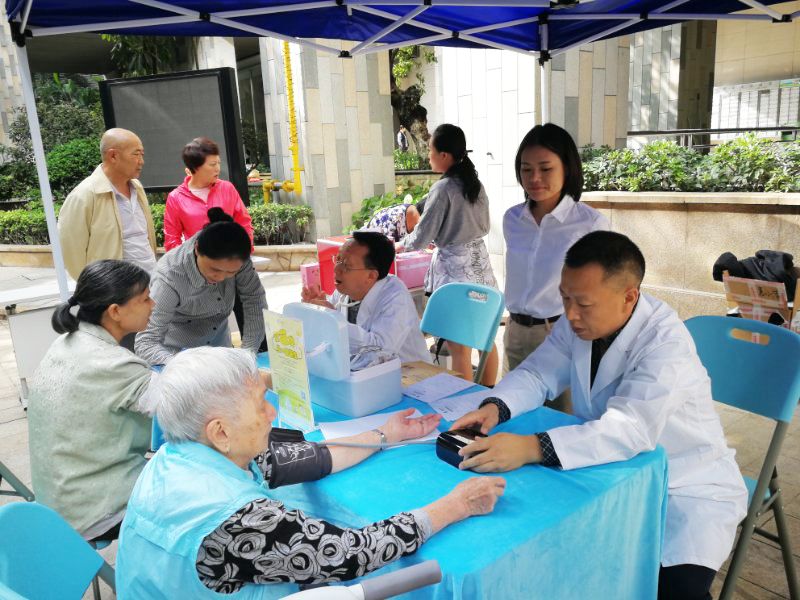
[[283, 41, 303, 196], [264, 41, 304, 201]]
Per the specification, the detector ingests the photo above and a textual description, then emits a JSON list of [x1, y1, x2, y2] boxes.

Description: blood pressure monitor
[[436, 428, 487, 468]]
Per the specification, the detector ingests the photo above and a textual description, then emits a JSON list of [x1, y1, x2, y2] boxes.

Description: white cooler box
[[283, 302, 402, 417]]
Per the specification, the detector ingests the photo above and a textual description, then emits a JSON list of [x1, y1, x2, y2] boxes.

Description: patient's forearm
[[328, 429, 384, 473]]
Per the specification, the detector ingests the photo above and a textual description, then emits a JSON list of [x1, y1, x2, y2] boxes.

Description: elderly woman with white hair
[[116, 347, 505, 598]]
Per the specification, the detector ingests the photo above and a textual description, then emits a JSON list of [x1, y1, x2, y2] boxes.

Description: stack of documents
[[403, 373, 495, 421]]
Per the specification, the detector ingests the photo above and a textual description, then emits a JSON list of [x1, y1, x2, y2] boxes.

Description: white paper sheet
[[318, 409, 439, 448], [428, 388, 496, 422], [403, 373, 477, 403]]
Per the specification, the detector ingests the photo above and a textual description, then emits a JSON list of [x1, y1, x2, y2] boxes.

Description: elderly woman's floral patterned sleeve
[[196, 498, 428, 593]]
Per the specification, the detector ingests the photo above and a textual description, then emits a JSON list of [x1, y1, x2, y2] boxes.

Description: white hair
[[156, 347, 259, 443]]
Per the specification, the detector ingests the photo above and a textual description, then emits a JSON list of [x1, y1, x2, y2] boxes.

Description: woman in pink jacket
[[164, 137, 254, 251], [165, 137, 265, 351]]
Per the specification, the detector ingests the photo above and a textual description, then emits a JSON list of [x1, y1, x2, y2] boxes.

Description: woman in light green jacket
[[27, 259, 156, 541]]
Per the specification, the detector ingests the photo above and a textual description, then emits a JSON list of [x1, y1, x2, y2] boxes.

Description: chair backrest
[[0, 502, 105, 599], [420, 283, 504, 353], [685, 316, 800, 423]]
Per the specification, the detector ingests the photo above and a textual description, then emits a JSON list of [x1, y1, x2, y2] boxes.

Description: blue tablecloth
[[256, 355, 668, 599]]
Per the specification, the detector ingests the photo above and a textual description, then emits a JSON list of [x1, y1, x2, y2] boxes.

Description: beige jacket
[[58, 164, 157, 280]]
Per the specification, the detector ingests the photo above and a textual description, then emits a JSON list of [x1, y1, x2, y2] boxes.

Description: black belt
[[509, 313, 561, 327]]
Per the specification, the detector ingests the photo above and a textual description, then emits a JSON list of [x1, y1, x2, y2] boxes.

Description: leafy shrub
[[696, 134, 776, 192], [248, 203, 314, 245], [6, 104, 104, 162], [0, 154, 37, 201], [0, 208, 52, 245], [349, 180, 431, 231], [766, 142, 800, 192], [579, 143, 613, 164], [581, 136, 800, 193], [46, 137, 102, 200], [150, 203, 165, 247], [0, 199, 312, 247], [394, 149, 430, 171]]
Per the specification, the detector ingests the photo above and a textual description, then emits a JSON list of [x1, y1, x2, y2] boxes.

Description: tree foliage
[[100, 35, 192, 77]]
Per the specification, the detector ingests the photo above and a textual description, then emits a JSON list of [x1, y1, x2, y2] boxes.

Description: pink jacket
[[163, 176, 254, 251]]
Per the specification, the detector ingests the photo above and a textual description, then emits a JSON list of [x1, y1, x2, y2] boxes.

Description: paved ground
[[0, 267, 797, 599]]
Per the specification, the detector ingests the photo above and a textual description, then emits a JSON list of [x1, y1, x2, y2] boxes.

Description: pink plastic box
[[300, 262, 321, 290], [395, 251, 431, 289]]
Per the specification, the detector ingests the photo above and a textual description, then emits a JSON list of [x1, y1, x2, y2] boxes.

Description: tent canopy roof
[[6, 0, 795, 58]]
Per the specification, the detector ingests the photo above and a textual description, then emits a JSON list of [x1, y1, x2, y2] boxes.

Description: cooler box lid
[[283, 302, 350, 381]]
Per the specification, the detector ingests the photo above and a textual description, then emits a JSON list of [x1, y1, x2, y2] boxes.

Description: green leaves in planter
[[0, 207, 52, 245], [581, 135, 800, 193], [248, 203, 313, 245], [348, 180, 431, 232], [0, 199, 313, 248]]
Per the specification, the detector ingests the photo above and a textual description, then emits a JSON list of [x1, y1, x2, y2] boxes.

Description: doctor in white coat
[[452, 231, 747, 600], [302, 230, 431, 364]]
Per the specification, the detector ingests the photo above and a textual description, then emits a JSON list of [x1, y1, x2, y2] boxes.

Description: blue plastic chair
[[0, 502, 116, 599], [420, 282, 504, 383], [685, 316, 800, 600], [0, 461, 34, 502]]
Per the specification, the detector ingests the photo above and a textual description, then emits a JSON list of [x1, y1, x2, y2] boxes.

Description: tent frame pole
[[14, 40, 70, 300]]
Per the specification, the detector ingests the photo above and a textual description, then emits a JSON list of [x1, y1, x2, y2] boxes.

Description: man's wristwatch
[[372, 428, 388, 450]]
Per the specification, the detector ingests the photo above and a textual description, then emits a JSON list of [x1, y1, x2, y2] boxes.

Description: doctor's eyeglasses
[[334, 258, 373, 273]]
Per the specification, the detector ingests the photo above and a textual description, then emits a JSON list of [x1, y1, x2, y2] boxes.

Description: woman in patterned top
[[116, 347, 505, 598], [403, 124, 499, 385], [365, 199, 425, 242]]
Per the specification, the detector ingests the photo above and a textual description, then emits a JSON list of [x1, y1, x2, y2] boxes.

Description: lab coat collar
[[579, 294, 656, 399], [342, 276, 390, 324]]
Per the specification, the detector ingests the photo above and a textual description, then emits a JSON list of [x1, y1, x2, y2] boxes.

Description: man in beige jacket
[[58, 128, 158, 281]]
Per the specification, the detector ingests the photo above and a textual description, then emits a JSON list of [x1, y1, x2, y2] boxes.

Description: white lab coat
[[493, 293, 748, 570], [330, 275, 431, 365]]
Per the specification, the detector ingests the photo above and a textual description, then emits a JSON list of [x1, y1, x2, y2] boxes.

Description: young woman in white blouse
[[503, 124, 608, 409]]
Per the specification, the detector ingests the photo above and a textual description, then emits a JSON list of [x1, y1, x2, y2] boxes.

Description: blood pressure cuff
[[267, 428, 333, 489]]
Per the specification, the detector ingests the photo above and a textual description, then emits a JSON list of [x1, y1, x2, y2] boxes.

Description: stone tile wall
[[260, 39, 394, 239], [418, 40, 631, 285], [195, 37, 237, 72], [716, 0, 800, 87], [0, 4, 25, 148], [629, 24, 682, 137], [584, 191, 800, 319]]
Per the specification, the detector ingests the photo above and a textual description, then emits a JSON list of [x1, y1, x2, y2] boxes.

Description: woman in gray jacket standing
[[403, 123, 499, 385]]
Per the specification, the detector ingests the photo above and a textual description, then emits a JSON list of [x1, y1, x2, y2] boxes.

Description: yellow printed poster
[[263, 309, 315, 432]]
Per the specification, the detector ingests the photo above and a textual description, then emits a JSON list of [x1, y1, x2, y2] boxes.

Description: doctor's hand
[[381, 408, 442, 444], [458, 433, 543, 473], [450, 403, 500, 435], [301, 284, 335, 309]]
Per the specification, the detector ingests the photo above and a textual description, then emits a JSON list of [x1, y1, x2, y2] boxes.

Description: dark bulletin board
[[99, 67, 248, 202]]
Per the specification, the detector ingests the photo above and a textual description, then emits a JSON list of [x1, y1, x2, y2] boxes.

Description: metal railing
[[628, 126, 800, 149]]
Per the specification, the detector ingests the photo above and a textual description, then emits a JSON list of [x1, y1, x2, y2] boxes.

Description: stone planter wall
[[0, 244, 319, 272], [4, 192, 800, 320], [581, 191, 800, 319]]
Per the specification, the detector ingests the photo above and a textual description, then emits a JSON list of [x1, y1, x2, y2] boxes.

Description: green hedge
[[249, 202, 313, 245], [0, 206, 53, 245], [393, 149, 430, 171], [46, 137, 102, 199], [583, 135, 800, 193], [0, 199, 312, 247]]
